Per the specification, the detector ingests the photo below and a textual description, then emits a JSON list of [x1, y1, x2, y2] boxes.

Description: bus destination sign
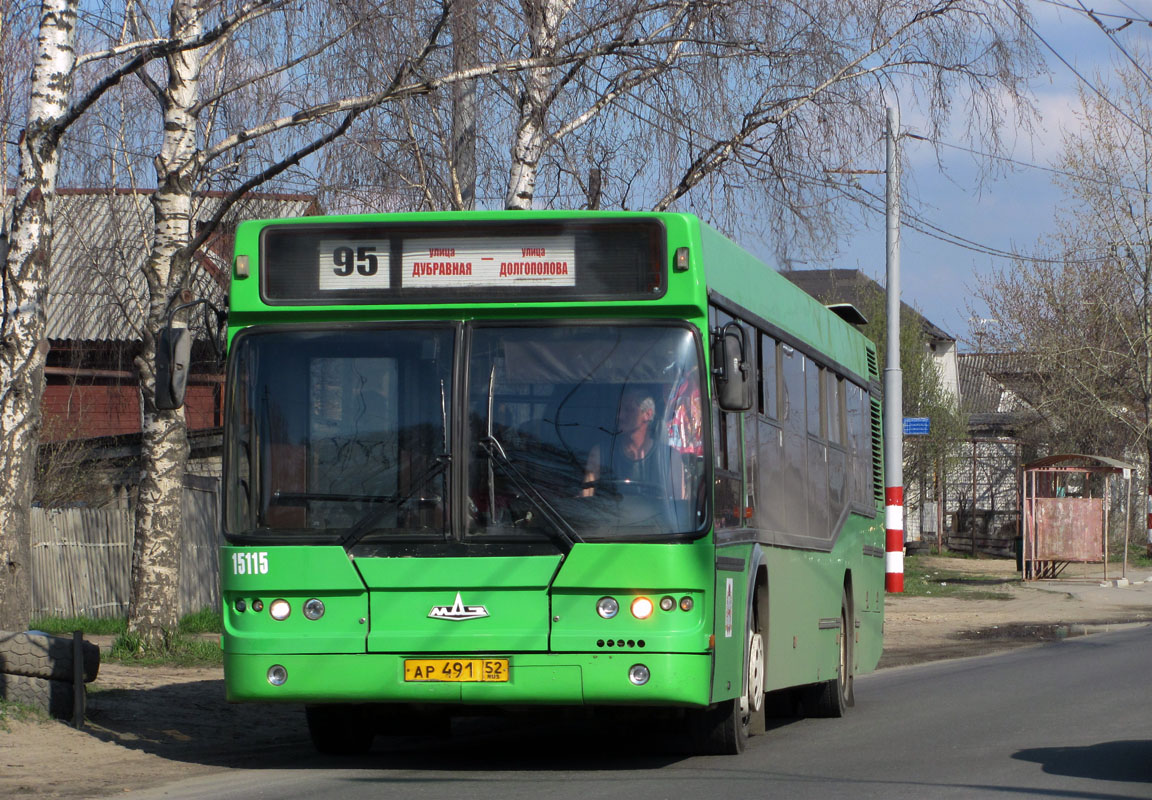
[[260, 218, 664, 304], [402, 236, 576, 288]]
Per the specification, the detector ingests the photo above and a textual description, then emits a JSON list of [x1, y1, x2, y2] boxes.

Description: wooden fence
[[30, 475, 221, 620]]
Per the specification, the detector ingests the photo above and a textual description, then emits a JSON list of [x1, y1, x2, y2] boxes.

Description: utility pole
[[884, 105, 905, 592]]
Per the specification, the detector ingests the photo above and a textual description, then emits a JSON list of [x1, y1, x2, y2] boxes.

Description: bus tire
[[690, 696, 747, 755], [305, 705, 374, 755], [806, 588, 854, 718], [692, 622, 761, 754]]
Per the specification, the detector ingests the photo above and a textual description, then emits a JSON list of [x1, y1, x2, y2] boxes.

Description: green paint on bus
[[217, 210, 884, 755]]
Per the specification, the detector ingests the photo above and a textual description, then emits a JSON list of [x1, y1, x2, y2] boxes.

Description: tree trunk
[[450, 0, 477, 210], [126, 0, 202, 647], [504, 0, 566, 210], [0, 0, 77, 632]]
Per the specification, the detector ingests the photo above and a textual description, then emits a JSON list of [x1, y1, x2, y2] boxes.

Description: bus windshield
[[224, 325, 455, 542], [224, 322, 707, 544], [467, 324, 707, 541]]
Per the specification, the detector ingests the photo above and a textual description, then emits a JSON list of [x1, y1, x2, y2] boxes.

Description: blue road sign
[[903, 417, 930, 436]]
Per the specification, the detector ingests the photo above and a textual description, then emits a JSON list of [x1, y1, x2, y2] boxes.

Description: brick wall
[[42, 383, 141, 441], [42, 380, 221, 441]]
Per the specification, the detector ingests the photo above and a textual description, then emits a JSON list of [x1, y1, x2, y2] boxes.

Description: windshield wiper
[[479, 434, 581, 553], [340, 454, 450, 549]]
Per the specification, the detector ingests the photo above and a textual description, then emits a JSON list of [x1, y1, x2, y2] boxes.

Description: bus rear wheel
[[805, 588, 855, 718], [306, 705, 374, 755]]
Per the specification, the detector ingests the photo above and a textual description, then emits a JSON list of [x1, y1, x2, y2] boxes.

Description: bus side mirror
[[711, 322, 753, 412], [155, 322, 191, 410]]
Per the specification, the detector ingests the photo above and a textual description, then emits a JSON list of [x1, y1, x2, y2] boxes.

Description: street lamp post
[[884, 105, 905, 593]]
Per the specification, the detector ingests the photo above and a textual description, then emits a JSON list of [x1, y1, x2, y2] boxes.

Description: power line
[[1002, 0, 1152, 138], [1035, 0, 1152, 26], [907, 134, 1152, 197], [835, 178, 1111, 265], [1074, 0, 1152, 91]]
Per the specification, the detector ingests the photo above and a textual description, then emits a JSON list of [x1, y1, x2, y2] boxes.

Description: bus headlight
[[597, 597, 619, 619], [303, 598, 325, 620], [269, 599, 291, 620], [630, 597, 654, 619], [629, 664, 650, 685]]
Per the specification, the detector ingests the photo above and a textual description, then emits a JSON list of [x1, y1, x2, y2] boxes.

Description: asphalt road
[[124, 626, 1152, 799]]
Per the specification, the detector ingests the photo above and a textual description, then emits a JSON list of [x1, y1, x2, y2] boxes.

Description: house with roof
[[783, 268, 1036, 556], [783, 268, 960, 397], [947, 352, 1045, 556], [35, 189, 318, 445]]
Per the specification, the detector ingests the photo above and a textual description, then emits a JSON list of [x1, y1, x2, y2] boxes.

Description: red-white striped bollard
[[885, 486, 904, 592]]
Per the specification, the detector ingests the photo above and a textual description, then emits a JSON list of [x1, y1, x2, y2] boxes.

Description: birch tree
[[319, 0, 1037, 236], [0, 0, 293, 632], [0, 0, 78, 632], [317, 0, 702, 212], [504, 0, 567, 209]]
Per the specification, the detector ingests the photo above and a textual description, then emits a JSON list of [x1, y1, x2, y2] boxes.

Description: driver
[[581, 388, 684, 498]]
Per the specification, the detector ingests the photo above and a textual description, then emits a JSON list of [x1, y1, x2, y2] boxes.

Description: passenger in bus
[[581, 388, 685, 499]]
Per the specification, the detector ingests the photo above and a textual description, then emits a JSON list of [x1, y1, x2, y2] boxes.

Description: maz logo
[[428, 592, 490, 621]]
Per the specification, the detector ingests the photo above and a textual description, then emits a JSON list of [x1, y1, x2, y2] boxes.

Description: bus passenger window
[[827, 372, 842, 445], [760, 333, 777, 419], [805, 358, 822, 437]]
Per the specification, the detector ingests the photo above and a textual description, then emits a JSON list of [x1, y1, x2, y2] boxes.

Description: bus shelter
[[1021, 454, 1135, 581]]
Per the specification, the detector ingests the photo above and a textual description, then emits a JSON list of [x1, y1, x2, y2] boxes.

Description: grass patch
[[902, 556, 1017, 600], [28, 615, 126, 636], [0, 697, 51, 730], [107, 632, 222, 668], [932, 548, 984, 560], [29, 610, 223, 668], [178, 607, 223, 635], [29, 608, 221, 639], [1112, 541, 1152, 569]]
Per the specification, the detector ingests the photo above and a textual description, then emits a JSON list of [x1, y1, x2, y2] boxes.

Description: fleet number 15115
[[232, 551, 269, 575]]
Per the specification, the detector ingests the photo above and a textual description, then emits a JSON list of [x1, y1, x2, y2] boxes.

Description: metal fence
[[30, 475, 221, 620]]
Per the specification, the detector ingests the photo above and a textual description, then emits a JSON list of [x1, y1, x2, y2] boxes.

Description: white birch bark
[[0, 0, 77, 631], [504, 0, 569, 210], [126, 0, 203, 646]]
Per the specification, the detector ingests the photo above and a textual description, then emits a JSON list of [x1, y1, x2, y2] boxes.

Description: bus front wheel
[[692, 624, 764, 754]]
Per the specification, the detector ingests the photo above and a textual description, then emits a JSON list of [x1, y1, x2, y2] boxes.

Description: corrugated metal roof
[[957, 353, 1037, 414], [35, 190, 318, 342], [1023, 453, 1136, 472]]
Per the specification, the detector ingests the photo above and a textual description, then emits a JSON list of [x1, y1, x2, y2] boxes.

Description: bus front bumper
[[223, 651, 713, 707]]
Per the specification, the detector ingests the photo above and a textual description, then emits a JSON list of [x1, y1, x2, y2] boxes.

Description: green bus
[[205, 210, 885, 755]]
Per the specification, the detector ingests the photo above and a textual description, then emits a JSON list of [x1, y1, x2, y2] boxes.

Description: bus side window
[[741, 320, 757, 524], [845, 382, 866, 506], [709, 305, 743, 529], [760, 332, 777, 420], [779, 344, 808, 539]]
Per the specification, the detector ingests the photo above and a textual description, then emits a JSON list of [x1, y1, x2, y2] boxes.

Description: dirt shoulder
[[879, 556, 1152, 668], [3, 557, 1151, 798]]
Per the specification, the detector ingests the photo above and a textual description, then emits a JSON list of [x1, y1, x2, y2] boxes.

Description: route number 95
[[318, 239, 390, 290]]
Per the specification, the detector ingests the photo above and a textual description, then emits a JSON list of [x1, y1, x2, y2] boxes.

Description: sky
[[832, 0, 1152, 348]]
